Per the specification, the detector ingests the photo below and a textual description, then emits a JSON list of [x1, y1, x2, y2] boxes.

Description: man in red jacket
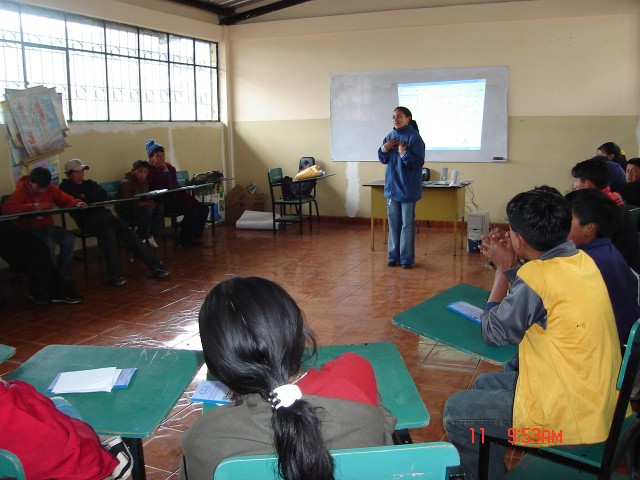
[[2, 167, 86, 304]]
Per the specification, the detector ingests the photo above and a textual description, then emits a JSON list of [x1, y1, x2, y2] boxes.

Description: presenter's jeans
[[443, 371, 516, 480], [387, 199, 416, 265]]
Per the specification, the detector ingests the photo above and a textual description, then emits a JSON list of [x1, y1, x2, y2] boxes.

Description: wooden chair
[[0, 448, 26, 480], [267, 167, 313, 234], [478, 319, 640, 480], [214, 442, 463, 480]]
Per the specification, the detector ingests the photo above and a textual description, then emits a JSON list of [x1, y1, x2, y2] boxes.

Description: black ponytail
[[199, 277, 335, 480]]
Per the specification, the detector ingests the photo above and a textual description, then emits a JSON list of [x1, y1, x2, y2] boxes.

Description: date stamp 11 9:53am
[[470, 427, 563, 445]]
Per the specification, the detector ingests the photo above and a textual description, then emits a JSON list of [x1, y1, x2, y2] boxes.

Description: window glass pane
[[108, 56, 140, 120], [67, 16, 104, 53], [0, 40, 24, 100], [0, 3, 21, 42], [69, 51, 107, 120], [195, 66, 213, 121], [170, 64, 195, 120], [140, 29, 167, 61], [24, 46, 69, 119], [169, 35, 193, 64], [140, 59, 169, 120], [21, 6, 65, 47], [194, 41, 211, 67], [106, 24, 138, 57]]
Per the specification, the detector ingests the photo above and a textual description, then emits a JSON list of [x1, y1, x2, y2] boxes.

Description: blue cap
[[145, 139, 163, 157]]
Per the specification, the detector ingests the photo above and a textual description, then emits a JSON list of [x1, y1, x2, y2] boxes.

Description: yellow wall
[[227, 0, 640, 220], [2, 0, 639, 222]]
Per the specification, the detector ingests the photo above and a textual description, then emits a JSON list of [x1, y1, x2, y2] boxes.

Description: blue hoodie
[[378, 124, 425, 202]]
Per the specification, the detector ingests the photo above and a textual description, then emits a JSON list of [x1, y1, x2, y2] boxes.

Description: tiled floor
[[0, 221, 521, 478]]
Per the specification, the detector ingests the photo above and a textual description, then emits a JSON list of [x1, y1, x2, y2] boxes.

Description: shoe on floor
[[401, 264, 412, 269], [149, 264, 169, 278], [51, 293, 84, 304], [146, 235, 158, 248], [111, 276, 128, 287], [28, 294, 48, 306], [387, 261, 398, 267], [101, 436, 133, 480]]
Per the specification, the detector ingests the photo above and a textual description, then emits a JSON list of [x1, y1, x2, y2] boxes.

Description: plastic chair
[[267, 167, 313, 234], [478, 318, 640, 480], [297, 157, 320, 222], [214, 442, 463, 480], [0, 448, 26, 480]]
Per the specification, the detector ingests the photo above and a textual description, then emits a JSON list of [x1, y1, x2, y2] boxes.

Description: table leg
[[124, 438, 147, 480], [370, 216, 375, 251], [392, 429, 413, 445], [452, 215, 458, 256]]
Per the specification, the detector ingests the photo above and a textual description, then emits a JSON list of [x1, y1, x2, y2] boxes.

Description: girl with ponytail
[[180, 277, 396, 480]]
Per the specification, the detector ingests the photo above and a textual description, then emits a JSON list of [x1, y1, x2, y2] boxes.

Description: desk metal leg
[[392, 429, 413, 445], [370, 217, 375, 251], [453, 216, 458, 256], [124, 438, 146, 480]]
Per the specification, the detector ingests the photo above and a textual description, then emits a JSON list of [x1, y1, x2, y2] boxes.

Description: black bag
[[281, 176, 316, 200], [187, 170, 224, 186]]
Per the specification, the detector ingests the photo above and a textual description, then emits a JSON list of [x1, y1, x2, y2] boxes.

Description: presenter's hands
[[398, 141, 407, 154], [383, 138, 399, 151]]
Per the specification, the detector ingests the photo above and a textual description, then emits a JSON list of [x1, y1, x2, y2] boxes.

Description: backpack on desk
[[281, 176, 315, 200], [187, 170, 224, 186]]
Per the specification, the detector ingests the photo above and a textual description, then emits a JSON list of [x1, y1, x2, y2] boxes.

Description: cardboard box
[[224, 184, 266, 225]]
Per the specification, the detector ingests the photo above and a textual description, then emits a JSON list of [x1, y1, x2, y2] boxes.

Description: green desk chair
[[267, 167, 313, 235], [159, 170, 190, 247], [479, 319, 640, 480], [0, 449, 26, 480], [98, 181, 122, 201], [176, 170, 190, 187], [214, 442, 463, 480]]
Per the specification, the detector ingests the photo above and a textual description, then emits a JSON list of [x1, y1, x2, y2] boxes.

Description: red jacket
[[2, 175, 81, 228], [0, 379, 117, 480]]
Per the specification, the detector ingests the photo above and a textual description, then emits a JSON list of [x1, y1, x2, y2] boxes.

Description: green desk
[[203, 342, 429, 439], [393, 283, 518, 365], [0, 344, 15, 363], [363, 180, 469, 255], [8, 345, 204, 480]]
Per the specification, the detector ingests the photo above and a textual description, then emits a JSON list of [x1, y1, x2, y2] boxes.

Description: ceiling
[[167, 0, 527, 25]]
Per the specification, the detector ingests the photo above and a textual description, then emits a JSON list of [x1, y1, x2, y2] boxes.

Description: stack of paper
[[47, 367, 136, 394], [190, 380, 237, 404]]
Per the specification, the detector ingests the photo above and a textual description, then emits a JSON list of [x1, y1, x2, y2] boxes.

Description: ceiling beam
[[167, 0, 235, 17], [219, 0, 314, 25]]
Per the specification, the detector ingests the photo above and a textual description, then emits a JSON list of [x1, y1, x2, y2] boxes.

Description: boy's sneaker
[[101, 436, 133, 480], [28, 294, 49, 306], [146, 235, 158, 248], [51, 293, 84, 304], [111, 276, 128, 287], [149, 264, 169, 278]]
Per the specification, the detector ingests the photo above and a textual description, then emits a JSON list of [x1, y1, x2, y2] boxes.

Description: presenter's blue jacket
[[378, 125, 425, 203]]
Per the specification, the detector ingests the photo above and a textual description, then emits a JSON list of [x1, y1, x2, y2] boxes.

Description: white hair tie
[[269, 384, 302, 410]]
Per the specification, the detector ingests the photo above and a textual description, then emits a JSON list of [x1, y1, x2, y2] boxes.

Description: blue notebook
[[447, 301, 483, 325]]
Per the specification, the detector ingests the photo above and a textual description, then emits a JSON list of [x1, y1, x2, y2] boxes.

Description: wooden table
[[363, 180, 470, 255]]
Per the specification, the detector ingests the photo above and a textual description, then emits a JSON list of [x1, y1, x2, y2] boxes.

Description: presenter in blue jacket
[[378, 106, 426, 269]]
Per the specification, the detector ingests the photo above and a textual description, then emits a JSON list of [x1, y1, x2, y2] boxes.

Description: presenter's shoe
[[146, 235, 159, 248], [102, 436, 133, 480], [111, 276, 128, 287], [387, 261, 398, 267], [51, 293, 84, 304], [401, 264, 412, 269]]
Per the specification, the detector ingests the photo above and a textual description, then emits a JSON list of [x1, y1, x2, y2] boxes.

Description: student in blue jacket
[[378, 106, 425, 268]]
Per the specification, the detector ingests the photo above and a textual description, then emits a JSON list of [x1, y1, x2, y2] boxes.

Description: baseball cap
[[64, 158, 89, 173]]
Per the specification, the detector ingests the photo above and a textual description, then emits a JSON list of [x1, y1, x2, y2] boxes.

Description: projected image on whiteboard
[[398, 79, 486, 151]]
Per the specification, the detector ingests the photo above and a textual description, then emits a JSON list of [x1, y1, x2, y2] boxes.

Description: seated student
[[2, 167, 85, 304], [59, 158, 169, 287], [617, 157, 640, 206], [0, 221, 80, 306], [572, 157, 640, 272], [116, 160, 164, 248], [144, 140, 209, 248], [0, 378, 132, 479], [443, 190, 621, 480], [180, 276, 396, 480], [598, 141, 628, 170], [565, 188, 640, 345]]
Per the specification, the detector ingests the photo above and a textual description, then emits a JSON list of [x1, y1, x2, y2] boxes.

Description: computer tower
[[467, 210, 490, 252]]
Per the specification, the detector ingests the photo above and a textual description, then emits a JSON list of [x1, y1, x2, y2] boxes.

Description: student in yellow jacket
[[444, 189, 622, 480]]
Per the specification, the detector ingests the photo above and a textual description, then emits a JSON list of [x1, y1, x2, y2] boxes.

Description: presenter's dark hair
[[395, 106, 419, 132], [29, 167, 52, 188], [571, 157, 612, 189], [199, 276, 334, 480], [565, 188, 620, 239], [506, 189, 571, 251]]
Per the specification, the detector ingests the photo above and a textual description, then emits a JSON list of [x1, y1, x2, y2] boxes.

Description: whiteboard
[[330, 66, 508, 162]]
